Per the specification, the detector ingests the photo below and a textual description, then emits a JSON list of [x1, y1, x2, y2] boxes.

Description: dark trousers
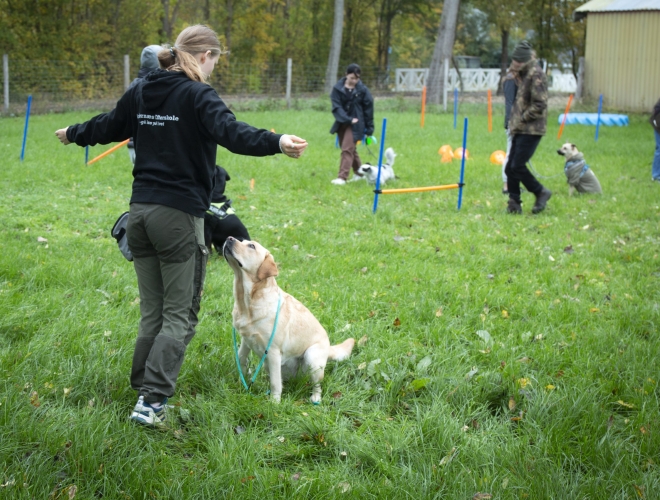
[[126, 203, 208, 403], [504, 134, 544, 204], [337, 123, 362, 180]]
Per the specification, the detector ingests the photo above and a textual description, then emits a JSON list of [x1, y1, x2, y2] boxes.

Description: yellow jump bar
[[377, 183, 461, 195]]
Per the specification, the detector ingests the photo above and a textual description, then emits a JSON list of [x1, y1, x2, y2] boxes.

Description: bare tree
[[161, 0, 180, 41], [426, 0, 460, 105], [324, 0, 344, 93]]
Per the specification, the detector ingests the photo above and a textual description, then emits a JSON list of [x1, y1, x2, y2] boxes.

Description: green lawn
[[1, 104, 659, 499]]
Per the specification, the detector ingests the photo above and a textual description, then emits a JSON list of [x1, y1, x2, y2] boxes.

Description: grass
[[1, 103, 659, 499]]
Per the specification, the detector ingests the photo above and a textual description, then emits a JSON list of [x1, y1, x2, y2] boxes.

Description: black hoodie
[[66, 69, 282, 217]]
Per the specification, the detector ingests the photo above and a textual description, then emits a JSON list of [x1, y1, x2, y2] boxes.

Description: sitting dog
[[354, 147, 396, 185], [223, 237, 355, 404], [557, 143, 602, 196], [204, 165, 250, 254]]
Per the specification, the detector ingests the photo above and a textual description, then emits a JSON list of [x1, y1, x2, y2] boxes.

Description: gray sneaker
[[532, 188, 552, 214], [130, 395, 167, 426]]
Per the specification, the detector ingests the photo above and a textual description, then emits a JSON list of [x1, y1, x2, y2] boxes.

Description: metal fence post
[[124, 54, 130, 91], [3, 54, 8, 112], [442, 58, 449, 112], [286, 58, 292, 109]]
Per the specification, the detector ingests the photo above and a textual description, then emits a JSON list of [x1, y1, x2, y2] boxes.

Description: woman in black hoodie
[[55, 25, 307, 426]]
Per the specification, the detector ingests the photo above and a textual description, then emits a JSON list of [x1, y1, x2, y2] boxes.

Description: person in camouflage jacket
[[504, 40, 552, 214]]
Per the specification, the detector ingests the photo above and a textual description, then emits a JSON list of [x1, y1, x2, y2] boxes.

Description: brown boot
[[532, 188, 552, 214], [506, 198, 522, 214]]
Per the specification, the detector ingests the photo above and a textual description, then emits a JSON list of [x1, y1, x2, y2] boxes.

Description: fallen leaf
[[336, 482, 351, 493], [360, 267, 368, 273], [290, 473, 301, 481], [37, 236, 48, 243], [472, 494, 492, 500], [640, 426, 648, 435], [410, 378, 429, 391], [416, 355, 432, 371], [357, 362, 367, 370], [517, 378, 530, 388], [487, 274, 494, 279], [508, 396, 516, 411], [475, 330, 493, 347], [435, 307, 443, 317], [633, 484, 644, 498], [501, 310, 509, 319], [393, 236, 404, 242], [548, 255, 555, 262], [332, 392, 342, 399], [29, 391, 40, 407], [439, 447, 456, 466], [545, 384, 556, 391], [234, 426, 245, 435], [616, 400, 635, 409], [277, 436, 286, 443], [240, 476, 256, 483], [465, 367, 479, 380], [590, 308, 600, 313], [393, 317, 401, 327], [564, 245, 574, 254], [68, 485, 77, 499], [357, 335, 368, 347], [517, 357, 532, 363]]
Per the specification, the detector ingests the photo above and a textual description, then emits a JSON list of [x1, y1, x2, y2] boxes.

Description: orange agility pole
[[487, 90, 492, 133], [421, 86, 426, 128], [86, 139, 130, 165], [557, 94, 574, 140], [378, 183, 461, 195]]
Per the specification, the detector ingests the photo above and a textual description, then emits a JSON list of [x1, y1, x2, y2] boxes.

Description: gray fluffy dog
[[557, 143, 602, 196]]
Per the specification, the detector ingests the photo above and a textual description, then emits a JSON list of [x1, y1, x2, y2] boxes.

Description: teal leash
[[232, 293, 282, 393]]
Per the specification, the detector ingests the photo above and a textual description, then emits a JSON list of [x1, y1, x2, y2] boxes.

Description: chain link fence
[[1, 55, 392, 115]]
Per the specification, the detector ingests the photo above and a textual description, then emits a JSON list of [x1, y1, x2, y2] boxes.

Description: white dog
[[354, 147, 396, 185], [223, 237, 355, 404], [557, 143, 602, 196]]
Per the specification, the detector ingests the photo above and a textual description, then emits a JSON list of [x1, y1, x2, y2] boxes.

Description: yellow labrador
[[223, 237, 355, 403]]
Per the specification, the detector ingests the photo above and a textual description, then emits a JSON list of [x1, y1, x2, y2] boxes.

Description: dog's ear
[[257, 253, 279, 281], [571, 144, 577, 150]]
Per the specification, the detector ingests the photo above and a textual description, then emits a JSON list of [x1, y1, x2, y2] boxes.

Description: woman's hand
[[279, 134, 308, 159], [55, 128, 71, 145]]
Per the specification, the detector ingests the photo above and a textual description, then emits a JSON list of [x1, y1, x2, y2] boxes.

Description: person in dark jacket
[[55, 25, 307, 426], [651, 98, 660, 182], [329, 63, 374, 185], [501, 68, 519, 194], [126, 45, 163, 164], [505, 40, 552, 214]]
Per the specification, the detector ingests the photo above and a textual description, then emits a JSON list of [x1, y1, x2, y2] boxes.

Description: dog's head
[[223, 237, 279, 282], [557, 143, 579, 160], [356, 164, 377, 182]]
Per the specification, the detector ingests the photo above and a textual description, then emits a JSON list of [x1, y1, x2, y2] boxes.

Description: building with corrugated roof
[[574, 0, 660, 112]]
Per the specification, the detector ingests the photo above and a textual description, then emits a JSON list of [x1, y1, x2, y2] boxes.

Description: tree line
[[0, 0, 586, 91]]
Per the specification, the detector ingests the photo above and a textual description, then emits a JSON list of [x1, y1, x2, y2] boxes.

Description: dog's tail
[[328, 338, 355, 361], [384, 147, 396, 167]]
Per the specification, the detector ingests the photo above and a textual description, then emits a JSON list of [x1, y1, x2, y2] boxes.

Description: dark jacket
[[329, 78, 374, 141], [503, 71, 518, 130], [66, 69, 282, 218], [508, 59, 548, 136], [650, 98, 660, 132]]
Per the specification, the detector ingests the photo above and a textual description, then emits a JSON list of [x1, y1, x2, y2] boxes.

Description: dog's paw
[[271, 394, 281, 404], [310, 394, 321, 405]]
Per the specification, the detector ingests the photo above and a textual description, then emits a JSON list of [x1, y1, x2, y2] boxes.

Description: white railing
[[395, 67, 577, 93]]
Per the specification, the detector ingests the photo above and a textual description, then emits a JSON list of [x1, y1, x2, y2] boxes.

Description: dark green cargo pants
[[126, 203, 208, 404]]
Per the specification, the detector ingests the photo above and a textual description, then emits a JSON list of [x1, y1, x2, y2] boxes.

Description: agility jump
[[372, 117, 468, 213]]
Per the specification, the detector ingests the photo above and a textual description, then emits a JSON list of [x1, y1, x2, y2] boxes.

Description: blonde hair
[[158, 25, 226, 83]]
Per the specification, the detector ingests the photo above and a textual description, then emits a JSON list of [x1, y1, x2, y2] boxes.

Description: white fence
[[395, 67, 577, 93]]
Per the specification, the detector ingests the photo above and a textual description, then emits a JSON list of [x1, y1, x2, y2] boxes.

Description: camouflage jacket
[[508, 59, 548, 136]]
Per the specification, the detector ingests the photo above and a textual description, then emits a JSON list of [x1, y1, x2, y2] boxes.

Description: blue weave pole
[[595, 94, 603, 142], [20, 95, 32, 162], [85, 146, 89, 165], [453, 88, 458, 129], [457, 117, 468, 210], [371, 118, 388, 214]]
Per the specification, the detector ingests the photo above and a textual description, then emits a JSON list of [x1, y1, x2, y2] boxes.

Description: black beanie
[[512, 40, 533, 63]]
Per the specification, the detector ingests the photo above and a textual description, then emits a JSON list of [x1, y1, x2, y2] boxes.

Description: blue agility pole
[[453, 88, 458, 129], [595, 94, 603, 142], [457, 117, 468, 210], [85, 145, 89, 165], [371, 118, 388, 214], [20, 95, 32, 161]]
